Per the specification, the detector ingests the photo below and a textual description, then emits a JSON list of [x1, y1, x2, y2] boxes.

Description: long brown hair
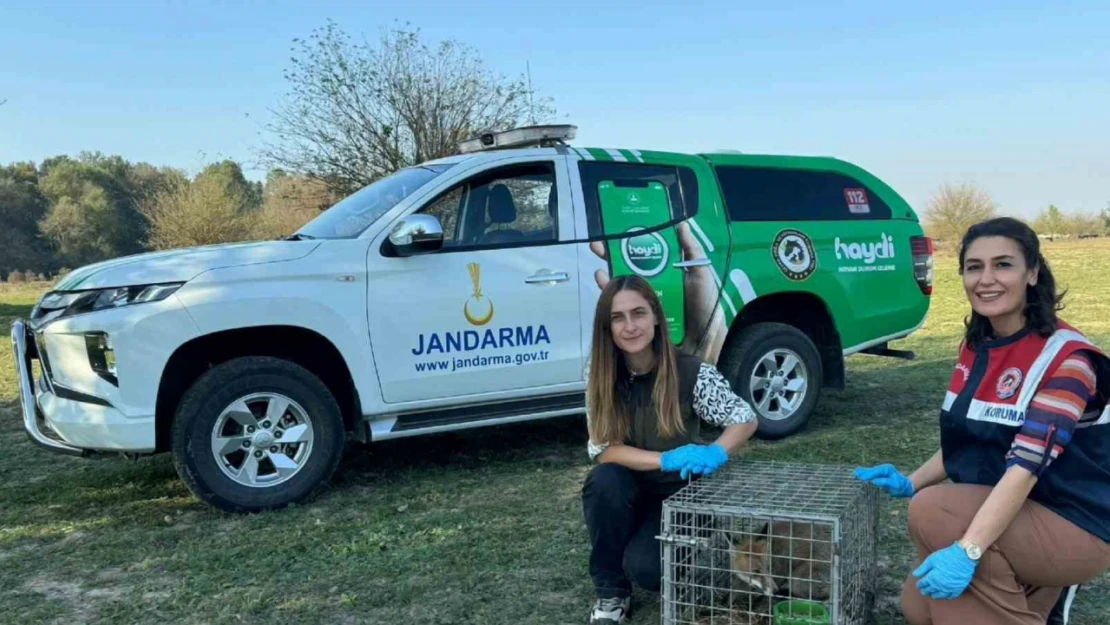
[[586, 274, 684, 447]]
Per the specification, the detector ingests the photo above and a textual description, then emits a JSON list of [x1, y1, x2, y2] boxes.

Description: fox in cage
[[659, 462, 877, 625], [727, 518, 833, 602], [663, 516, 836, 624]]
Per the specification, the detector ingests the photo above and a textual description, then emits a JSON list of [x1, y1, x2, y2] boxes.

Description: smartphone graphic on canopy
[[597, 179, 686, 345]]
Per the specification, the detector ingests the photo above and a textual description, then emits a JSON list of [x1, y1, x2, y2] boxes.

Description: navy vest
[[940, 321, 1110, 542]]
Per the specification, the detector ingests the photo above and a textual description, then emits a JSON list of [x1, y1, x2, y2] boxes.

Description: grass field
[[2, 239, 1109, 625]]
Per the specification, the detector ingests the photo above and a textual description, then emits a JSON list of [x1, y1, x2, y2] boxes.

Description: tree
[[258, 21, 556, 196], [923, 182, 998, 242], [141, 166, 257, 250], [128, 162, 189, 208], [1032, 204, 1066, 239], [1102, 203, 1110, 235], [36, 152, 178, 267], [195, 160, 262, 209], [38, 154, 146, 267], [1062, 211, 1102, 237], [0, 163, 51, 279], [251, 171, 340, 240]]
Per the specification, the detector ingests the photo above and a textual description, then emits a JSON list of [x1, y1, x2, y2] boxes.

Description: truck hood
[[53, 240, 322, 291]]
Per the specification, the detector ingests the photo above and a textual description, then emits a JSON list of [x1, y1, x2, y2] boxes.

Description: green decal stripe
[[686, 217, 716, 254], [574, 148, 644, 163], [617, 149, 640, 163]]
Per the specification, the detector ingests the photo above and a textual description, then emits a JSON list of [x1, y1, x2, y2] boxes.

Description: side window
[[714, 166, 893, 221], [578, 162, 697, 239], [416, 162, 558, 250], [421, 187, 464, 246]]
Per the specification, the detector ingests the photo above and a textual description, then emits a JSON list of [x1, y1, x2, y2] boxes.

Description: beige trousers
[[901, 483, 1110, 625]]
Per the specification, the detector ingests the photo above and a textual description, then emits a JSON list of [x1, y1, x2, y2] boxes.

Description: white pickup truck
[[11, 125, 932, 512]]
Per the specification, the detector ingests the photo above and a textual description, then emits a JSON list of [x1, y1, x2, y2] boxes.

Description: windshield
[[295, 164, 455, 239]]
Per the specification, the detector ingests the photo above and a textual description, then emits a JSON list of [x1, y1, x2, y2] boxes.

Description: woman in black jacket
[[580, 274, 759, 624]]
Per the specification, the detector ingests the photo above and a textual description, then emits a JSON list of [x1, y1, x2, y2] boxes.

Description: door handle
[[673, 258, 712, 269], [525, 271, 570, 284]]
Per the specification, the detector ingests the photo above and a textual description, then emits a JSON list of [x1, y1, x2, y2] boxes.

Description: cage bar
[[658, 460, 878, 625]]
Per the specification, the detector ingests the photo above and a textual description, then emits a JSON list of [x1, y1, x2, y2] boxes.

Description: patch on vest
[[996, 367, 1023, 400], [955, 363, 971, 384]]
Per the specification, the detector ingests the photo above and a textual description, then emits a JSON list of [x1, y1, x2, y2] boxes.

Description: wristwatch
[[957, 539, 983, 561]]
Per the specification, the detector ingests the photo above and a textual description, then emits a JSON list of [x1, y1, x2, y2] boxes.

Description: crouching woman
[[856, 217, 1110, 625], [581, 275, 759, 624]]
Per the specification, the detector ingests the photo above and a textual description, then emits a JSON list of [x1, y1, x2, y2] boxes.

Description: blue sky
[[1, 0, 1107, 218]]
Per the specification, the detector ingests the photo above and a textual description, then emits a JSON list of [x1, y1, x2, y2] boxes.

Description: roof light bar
[[458, 124, 577, 154]]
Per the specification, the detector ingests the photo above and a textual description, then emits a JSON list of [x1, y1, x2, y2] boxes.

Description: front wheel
[[171, 357, 346, 513], [720, 323, 823, 440]]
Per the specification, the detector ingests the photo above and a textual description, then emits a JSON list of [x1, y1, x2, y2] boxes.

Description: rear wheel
[[720, 322, 823, 440], [171, 357, 346, 513]]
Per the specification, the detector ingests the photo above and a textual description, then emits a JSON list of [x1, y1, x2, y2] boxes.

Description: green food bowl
[[773, 599, 830, 625]]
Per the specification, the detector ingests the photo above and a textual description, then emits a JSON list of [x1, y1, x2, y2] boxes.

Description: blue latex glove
[[853, 463, 915, 498], [659, 444, 700, 473], [914, 542, 979, 599], [680, 444, 729, 479]]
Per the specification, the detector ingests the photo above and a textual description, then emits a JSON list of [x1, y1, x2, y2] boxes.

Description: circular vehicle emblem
[[996, 367, 1024, 400], [621, 228, 669, 278], [772, 230, 817, 281]]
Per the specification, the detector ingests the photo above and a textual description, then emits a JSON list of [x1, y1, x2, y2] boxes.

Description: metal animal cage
[[657, 461, 879, 625]]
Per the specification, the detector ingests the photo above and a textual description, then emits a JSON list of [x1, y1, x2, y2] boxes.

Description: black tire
[[171, 356, 345, 513], [720, 322, 823, 440]]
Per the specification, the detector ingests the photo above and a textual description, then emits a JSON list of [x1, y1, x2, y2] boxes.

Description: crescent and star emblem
[[465, 262, 495, 326]]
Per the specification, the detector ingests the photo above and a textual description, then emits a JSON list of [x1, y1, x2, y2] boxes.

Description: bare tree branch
[[256, 21, 556, 196], [923, 182, 998, 242]]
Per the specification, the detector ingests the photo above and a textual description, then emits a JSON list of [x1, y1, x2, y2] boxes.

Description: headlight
[[36, 283, 184, 322]]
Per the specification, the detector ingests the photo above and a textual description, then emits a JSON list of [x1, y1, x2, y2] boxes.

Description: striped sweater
[[1006, 351, 1098, 475]]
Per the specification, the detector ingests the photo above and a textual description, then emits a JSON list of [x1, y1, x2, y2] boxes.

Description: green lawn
[[2, 239, 1109, 625]]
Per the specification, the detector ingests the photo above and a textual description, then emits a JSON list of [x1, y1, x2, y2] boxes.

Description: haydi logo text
[[628, 240, 663, 259], [622, 231, 669, 277], [835, 233, 894, 264]]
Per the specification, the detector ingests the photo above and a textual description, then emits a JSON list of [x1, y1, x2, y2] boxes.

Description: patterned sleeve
[[693, 363, 757, 427], [1006, 351, 1096, 476], [587, 437, 609, 462], [583, 360, 609, 462]]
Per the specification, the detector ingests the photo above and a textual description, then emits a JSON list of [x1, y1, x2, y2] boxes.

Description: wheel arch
[[719, 291, 844, 389], [155, 325, 361, 453]]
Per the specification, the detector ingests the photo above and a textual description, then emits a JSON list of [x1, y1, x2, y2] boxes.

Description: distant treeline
[[1, 153, 340, 281]]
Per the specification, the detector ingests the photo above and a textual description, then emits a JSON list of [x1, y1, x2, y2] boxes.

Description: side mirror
[[388, 214, 444, 256]]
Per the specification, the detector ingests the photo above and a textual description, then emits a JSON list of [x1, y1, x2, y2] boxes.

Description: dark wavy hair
[[958, 217, 1066, 349]]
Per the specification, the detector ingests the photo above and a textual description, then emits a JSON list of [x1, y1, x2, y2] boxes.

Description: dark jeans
[[581, 463, 685, 599]]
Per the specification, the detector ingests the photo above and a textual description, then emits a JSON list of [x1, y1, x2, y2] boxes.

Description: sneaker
[[589, 596, 631, 624], [1047, 584, 1079, 625]]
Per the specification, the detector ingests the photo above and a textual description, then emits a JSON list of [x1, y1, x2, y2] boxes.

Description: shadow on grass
[[2, 409, 591, 520], [0, 302, 34, 319], [0, 346, 958, 540], [4, 353, 959, 520], [334, 414, 589, 484]]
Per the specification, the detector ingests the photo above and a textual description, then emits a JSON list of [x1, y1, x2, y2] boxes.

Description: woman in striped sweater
[[855, 217, 1110, 625]]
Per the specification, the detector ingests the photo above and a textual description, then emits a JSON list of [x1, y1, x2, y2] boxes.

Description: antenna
[[526, 61, 536, 124]]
